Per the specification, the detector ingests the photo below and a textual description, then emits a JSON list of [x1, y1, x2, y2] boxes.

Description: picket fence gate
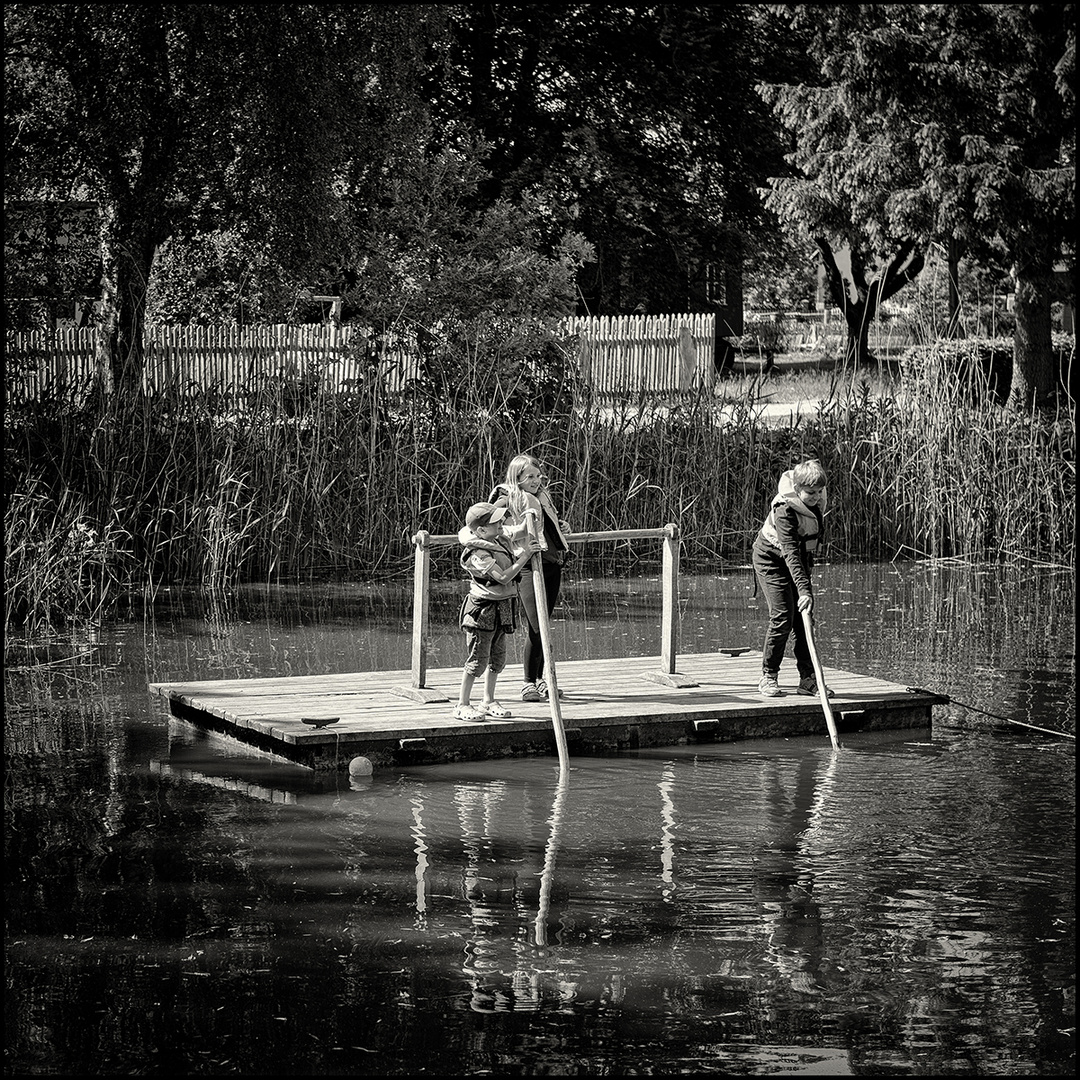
[[6, 314, 718, 402]]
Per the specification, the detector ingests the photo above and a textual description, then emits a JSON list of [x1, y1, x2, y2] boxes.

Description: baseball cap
[[466, 502, 508, 529]]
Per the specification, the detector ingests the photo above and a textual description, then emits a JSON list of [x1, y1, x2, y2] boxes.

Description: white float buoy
[[348, 756, 374, 777]]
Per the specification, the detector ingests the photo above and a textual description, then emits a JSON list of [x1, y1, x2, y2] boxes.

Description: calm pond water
[[5, 562, 1075, 1076]]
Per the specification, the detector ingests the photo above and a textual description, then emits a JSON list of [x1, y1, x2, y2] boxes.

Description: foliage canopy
[[758, 2, 1075, 404]]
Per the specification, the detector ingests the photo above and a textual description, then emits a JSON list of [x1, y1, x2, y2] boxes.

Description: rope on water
[[942, 696, 1075, 740]]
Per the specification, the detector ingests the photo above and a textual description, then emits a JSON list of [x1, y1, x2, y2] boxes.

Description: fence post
[[411, 531, 430, 688], [642, 523, 698, 688], [389, 531, 450, 703]]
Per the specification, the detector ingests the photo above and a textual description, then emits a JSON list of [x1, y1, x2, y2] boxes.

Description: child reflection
[[453, 778, 570, 1013], [755, 753, 836, 998]]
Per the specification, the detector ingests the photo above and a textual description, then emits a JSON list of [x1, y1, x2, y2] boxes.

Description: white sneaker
[[759, 673, 782, 697]]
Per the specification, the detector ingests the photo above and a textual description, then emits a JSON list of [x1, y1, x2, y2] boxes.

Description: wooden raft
[[148, 651, 948, 771]]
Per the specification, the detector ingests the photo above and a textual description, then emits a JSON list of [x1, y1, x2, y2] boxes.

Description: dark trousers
[[518, 560, 562, 684], [752, 544, 813, 679]]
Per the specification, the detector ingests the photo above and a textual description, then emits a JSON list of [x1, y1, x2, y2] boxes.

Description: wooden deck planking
[[149, 651, 948, 769]]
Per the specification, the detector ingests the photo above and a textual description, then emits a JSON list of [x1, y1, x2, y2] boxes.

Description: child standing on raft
[[454, 501, 540, 722], [752, 459, 833, 699], [490, 454, 573, 703]]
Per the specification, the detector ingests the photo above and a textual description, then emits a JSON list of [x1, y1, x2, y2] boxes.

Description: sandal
[[453, 704, 484, 722], [479, 701, 511, 719]]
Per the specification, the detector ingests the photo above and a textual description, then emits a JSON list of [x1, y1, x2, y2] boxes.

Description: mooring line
[[944, 697, 1074, 740]]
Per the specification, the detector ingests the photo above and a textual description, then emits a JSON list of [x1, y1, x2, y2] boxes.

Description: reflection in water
[[658, 762, 677, 901], [757, 752, 837, 999], [534, 774, 568, 947], [411, 794, 428, 925], [3, 564, 1075, 1075], [455, 778, 547, 1013]]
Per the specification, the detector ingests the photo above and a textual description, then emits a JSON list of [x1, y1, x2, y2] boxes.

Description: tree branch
[[815, 237, 846, 308], [879, 239, 925, 303]]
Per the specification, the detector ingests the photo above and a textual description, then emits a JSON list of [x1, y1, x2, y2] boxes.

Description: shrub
[[899, 337, 1013, 406]]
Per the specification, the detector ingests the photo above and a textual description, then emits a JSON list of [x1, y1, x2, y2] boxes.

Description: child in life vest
[[752, 459, 833, 699], [454, 501, 540, 722]]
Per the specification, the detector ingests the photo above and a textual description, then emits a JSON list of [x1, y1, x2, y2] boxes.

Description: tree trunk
[[816, 238, 924, 370], [843, 319, 872, 370], [94, 202, 158, 400], [1009, 262, 1057, 410]]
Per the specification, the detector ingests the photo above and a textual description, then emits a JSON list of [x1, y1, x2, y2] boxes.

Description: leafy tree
[[759, 3, 1075, 405], [4, 3, 444, 398], [332, 134, 593, 409], [431, 4, 797, 316]]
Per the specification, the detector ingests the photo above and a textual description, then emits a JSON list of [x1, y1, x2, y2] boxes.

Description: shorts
[[462, 624, 508, 677]]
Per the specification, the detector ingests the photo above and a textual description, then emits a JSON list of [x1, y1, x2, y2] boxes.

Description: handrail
[[414, 527, 673, 547], [405, 524, 684, 695]]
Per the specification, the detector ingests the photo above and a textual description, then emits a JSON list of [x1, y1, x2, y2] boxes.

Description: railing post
[[660, 523, 679, 674], [389, 530, 449, 703], [411, 531, 431, 689], [642, 523, 698, 688]]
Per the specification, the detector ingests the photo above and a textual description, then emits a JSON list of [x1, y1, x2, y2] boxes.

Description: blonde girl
[[490, 453, 572, 702]]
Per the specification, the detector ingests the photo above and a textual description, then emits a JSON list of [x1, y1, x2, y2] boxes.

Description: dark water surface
[[5, 563, 1075, 1075]]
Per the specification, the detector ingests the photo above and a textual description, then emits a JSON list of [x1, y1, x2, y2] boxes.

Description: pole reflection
[[534, 773, 569, 947], [410, 794, 428, 928]]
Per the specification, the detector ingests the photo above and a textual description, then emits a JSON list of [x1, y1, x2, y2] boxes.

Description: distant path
[[590, 398, 829, 429]]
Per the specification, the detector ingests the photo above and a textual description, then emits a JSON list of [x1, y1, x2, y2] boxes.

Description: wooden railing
[[391, 523, 692, 703]]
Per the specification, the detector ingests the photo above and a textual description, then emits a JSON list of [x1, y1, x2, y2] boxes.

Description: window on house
[[705, 264, 726, 306]]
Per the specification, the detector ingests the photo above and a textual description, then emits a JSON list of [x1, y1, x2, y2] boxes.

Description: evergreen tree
[[759, 3, 1074, 403]]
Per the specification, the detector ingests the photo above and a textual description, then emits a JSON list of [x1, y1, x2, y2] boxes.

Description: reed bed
[[4, 334, 1074, 635]]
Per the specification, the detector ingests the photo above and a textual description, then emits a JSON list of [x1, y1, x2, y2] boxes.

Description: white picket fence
[[6, 314, 719, 401], [6, 324, 413, 401], [563, 313, 715, 394]]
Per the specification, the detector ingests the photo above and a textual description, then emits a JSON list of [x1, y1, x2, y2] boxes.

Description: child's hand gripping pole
[[524, 509, 569, 773]]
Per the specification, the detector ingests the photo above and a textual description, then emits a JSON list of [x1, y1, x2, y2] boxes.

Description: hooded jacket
[[457, 527, 519, 601], [754, 470, 826, 595]]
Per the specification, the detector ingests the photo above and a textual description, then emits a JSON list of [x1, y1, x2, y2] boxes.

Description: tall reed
[[4, 331, 1074, 634], [3, 478, 133, 637]]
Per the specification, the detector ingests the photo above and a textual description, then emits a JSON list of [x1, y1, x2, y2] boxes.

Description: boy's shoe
[[520, 683, 543, 702], [535, 678, 564, 700], [477, 700, 511, 719], [758, 673, 783, 697], [797, 676, 834, 698], [453, 704, 485, 722]]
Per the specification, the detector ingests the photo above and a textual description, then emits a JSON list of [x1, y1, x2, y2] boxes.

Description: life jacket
[[758, 472, 825, 553], [457, 530, 518, 600]]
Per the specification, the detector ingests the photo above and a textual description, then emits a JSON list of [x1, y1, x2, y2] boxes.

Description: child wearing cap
[[454, 501, 541, 722]]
